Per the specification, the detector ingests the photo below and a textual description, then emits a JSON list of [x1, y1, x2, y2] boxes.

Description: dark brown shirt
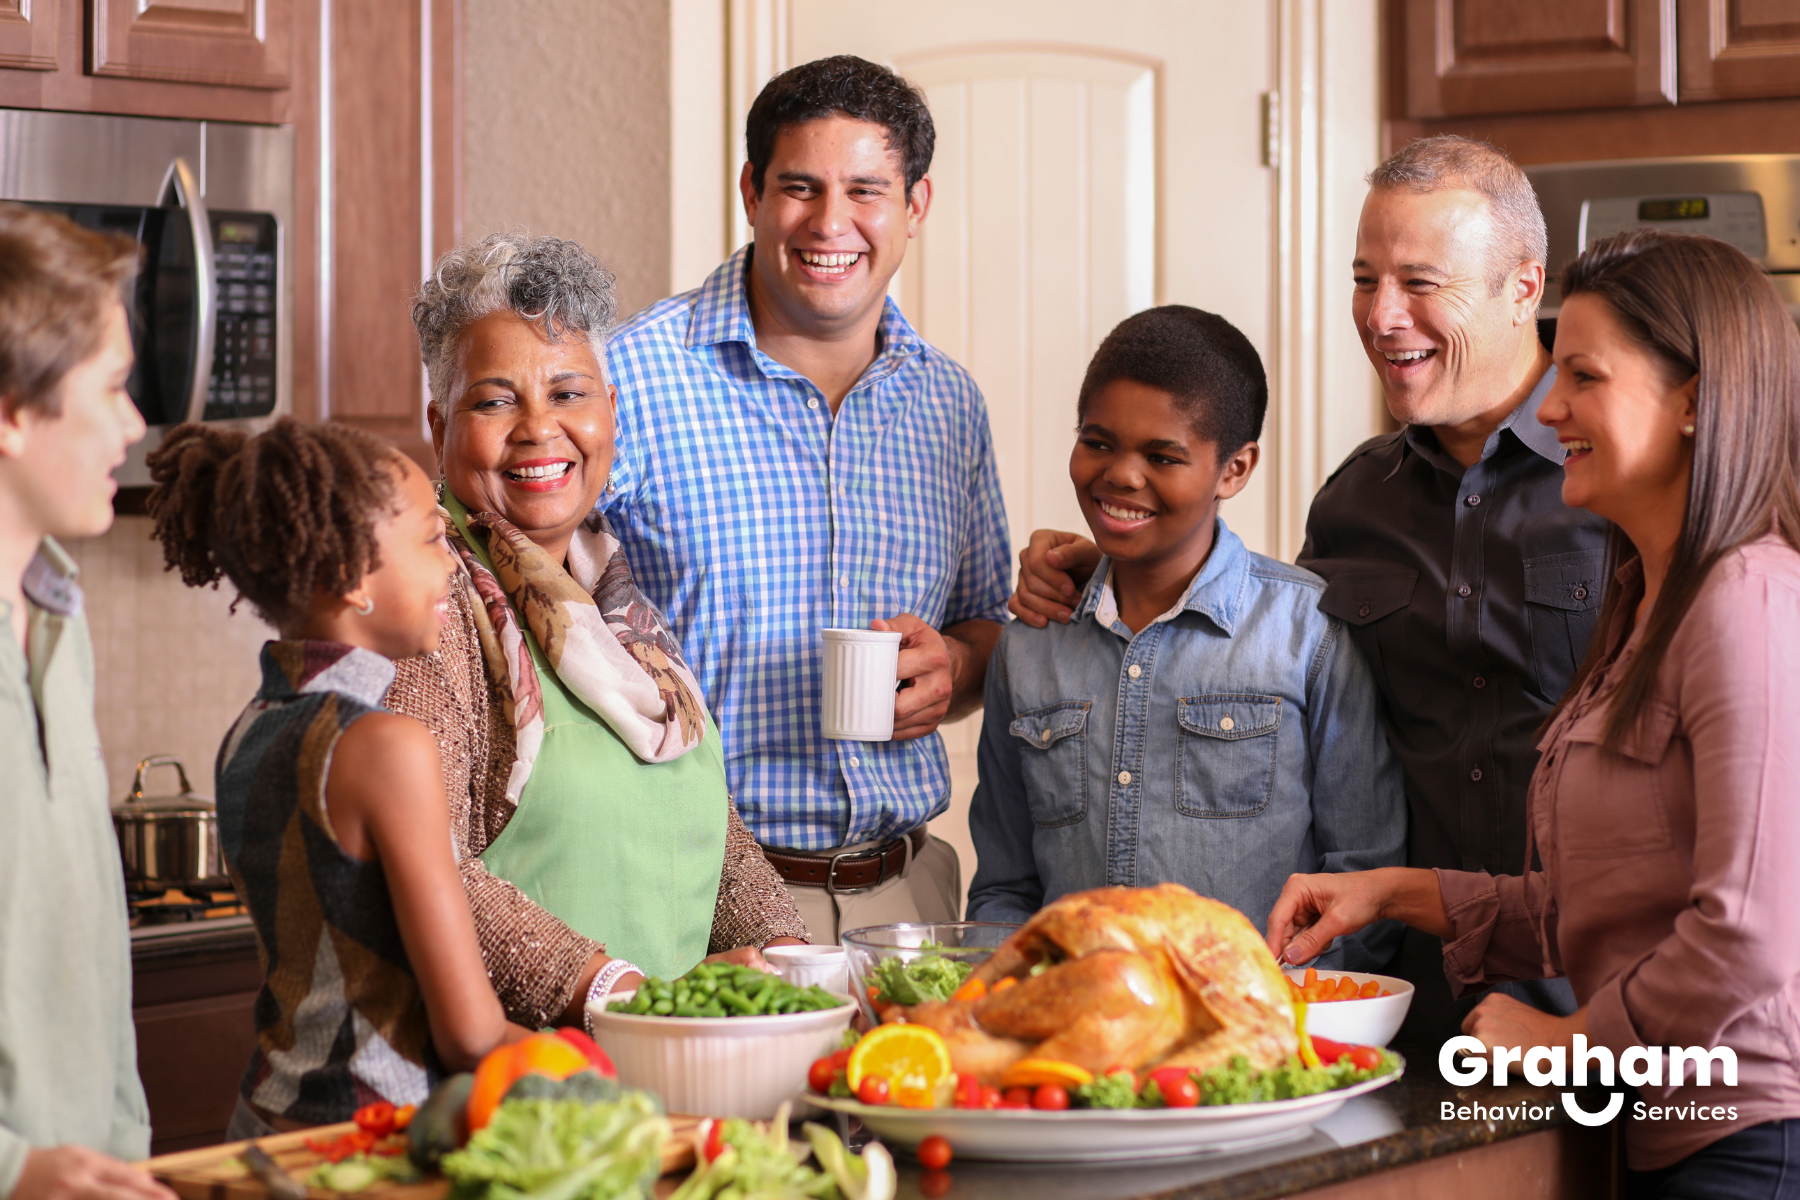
[[1298, 367, 1609, 877]]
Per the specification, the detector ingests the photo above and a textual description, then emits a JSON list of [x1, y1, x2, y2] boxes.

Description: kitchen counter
[[884, 1060, 1618, 1200]]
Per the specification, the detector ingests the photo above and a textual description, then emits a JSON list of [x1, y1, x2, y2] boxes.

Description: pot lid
[[114, 754, 214, 816]]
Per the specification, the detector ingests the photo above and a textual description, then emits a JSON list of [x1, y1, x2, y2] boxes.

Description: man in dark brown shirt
[[1011, 136, 1607, 1049]]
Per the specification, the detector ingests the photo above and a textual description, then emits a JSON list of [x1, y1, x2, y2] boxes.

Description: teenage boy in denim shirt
[[966, 307, 1405, 969]]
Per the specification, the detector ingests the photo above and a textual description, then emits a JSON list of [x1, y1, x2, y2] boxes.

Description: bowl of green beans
[[586, 963, 856, 1118]]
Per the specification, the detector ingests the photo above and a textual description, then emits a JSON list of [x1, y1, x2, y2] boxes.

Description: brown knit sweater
[[385, 579, 809, 1027]]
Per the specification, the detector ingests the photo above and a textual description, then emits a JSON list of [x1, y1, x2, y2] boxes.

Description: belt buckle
[[824, 843, 888, 897]]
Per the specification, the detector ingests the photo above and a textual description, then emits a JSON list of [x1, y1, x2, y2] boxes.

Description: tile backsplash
[[66, 516, 273, 801]]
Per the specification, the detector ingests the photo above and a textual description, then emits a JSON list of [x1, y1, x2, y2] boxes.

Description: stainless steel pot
[[112, 755, 230, 891]]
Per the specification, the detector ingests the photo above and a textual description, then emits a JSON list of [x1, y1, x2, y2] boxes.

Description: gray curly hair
[[413, 231, 618, 416]]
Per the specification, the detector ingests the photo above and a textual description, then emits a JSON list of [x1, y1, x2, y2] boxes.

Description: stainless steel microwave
[[0, 109, 294, 486]]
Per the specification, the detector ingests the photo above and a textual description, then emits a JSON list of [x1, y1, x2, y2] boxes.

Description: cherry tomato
[[953, 1074, 984, 1109], [808, 1057, 837, 1093], [979, 1085, 1003, 1110], [1031, 1084, 1070, 1111], [857, 1075, 891, 1106], [352, 1100, 396, 1138], [829, 1047, 853, 1070], [919, 1169, 954, 1198], [917, 1135, 954, 1171], [1309, 1035, 1354, 1065], [1002, 1086, 1032, 1106], [1348, 1045, 1384, 1071], [703, 1119, 726, 1163], [1161, 1076, 1200, 1107]]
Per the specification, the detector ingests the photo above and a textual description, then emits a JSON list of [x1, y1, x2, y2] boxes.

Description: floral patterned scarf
[[441, 490, 708, 803]]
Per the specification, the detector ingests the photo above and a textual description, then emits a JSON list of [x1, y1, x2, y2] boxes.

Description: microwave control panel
[[205, 211, 279, 420]]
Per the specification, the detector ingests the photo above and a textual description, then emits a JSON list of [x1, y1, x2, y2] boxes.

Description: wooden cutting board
[[146, 1115, 702, 1200]]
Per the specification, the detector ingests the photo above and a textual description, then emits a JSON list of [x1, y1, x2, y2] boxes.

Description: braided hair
[[145, 418, 406, 629]]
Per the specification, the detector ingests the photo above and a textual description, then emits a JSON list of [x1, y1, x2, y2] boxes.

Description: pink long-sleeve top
[[1435, 535, 1800, 1170]]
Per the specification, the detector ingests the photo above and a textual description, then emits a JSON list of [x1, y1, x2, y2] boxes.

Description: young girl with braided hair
[[147, 418, 526, 1134]]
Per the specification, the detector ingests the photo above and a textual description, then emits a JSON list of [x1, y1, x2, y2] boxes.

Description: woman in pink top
[[1267, 228, 1800, 1197]]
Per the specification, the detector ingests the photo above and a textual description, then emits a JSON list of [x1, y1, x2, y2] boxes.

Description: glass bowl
[[840, 921, 1021, 1024]]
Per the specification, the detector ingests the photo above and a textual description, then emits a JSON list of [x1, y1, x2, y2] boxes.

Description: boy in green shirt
[[0, 204, 170, 1200]]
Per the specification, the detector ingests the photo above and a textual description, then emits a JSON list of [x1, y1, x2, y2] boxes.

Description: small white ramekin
[[763, 944, 850, 994], [586, 990, 855, 1118]]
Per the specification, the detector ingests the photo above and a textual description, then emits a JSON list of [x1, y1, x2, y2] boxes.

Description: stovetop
[[126, 885, 246, 930]]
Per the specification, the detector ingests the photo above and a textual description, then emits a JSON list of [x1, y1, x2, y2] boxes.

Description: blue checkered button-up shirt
[[602, 248, 1012, 850]]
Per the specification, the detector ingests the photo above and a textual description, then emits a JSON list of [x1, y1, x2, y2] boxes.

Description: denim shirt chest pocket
[[1008, 701, 1091, 827], [1175, 695, 1282, 818]]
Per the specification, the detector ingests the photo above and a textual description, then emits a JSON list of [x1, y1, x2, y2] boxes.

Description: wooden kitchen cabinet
[[89, 0, 292, 92], [1678, 0, 1800, 101], [1394, 0, 1677, 118], [0, 0, 58, 72]]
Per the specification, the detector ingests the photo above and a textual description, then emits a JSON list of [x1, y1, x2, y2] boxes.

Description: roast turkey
[[901, 883, 1299, 1084]]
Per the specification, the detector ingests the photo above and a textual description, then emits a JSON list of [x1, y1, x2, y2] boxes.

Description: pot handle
[[131, 754, 194, 802]]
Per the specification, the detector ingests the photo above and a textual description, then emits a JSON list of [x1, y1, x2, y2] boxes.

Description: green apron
[[450, 503, 727, 981]]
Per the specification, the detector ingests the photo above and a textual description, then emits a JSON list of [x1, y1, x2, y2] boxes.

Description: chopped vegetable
[[440, 1093, 668, 1200], [1287, 969, 1394, 1004], [305, 1150, 419, 1191], [1071, 1071, 1142, 1110], [608, 963, 843, 1018], [353, 1100, 396, 1138]]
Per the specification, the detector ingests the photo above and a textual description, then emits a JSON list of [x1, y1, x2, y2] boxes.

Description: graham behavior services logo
[[1437, 1035, 1740, 1127]]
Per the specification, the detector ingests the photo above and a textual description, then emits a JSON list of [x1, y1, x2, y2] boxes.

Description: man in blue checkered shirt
[[601, 56, 1011, 940]]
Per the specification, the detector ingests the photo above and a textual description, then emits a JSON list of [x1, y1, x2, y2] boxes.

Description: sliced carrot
[[952, 977, 989, 1002], [992, 976, 1018, 993]]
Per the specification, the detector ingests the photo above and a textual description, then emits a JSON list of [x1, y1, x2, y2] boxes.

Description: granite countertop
[[881, 1053, 1598, 1200]]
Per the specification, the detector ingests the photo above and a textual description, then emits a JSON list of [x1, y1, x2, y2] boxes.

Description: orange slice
[[845, 1024, 954, 1103], [1000, 1058, 1095, 1090]]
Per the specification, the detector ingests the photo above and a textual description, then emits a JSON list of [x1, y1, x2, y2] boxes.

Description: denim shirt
[[966, 520, 1407, 968]]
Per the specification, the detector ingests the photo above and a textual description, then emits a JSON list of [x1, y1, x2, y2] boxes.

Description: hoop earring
[[353, 596, 375, 616]]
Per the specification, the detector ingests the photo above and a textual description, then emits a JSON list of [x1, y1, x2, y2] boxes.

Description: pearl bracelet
[[583, 958, 642, 1036]]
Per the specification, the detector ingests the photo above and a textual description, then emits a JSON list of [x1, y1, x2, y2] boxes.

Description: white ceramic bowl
[[1285, 970, 1414, 1047], [762, 944, 849, 994], [586, 989, 855, 1118]]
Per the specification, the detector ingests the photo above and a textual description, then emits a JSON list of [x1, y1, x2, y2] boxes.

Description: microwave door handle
[[160, 157, 215, 424]]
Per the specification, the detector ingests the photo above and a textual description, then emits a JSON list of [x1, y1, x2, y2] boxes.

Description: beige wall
[[462, 0, 675, 318], [67, 518, 273, 802]]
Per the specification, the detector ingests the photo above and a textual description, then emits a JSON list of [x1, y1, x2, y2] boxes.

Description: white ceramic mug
[[820, 628, 901, 741], [763, 944, 850, 994]]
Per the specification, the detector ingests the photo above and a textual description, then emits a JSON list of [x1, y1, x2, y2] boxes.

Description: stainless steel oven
[[0, 109, 293, 486], [1525, 155, 1800, 337]]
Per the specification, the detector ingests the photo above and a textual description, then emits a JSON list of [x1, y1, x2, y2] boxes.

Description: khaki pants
[[779, 834, 962, 944]]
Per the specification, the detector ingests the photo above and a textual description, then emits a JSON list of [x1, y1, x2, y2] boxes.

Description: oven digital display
[[1637, 197, 1710, 221]]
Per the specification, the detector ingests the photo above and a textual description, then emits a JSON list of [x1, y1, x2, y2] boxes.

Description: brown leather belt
[[762, 828, 928, 893]]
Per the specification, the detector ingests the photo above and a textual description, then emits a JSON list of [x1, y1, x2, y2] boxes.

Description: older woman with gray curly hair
[[387, 232, 809, 1030]]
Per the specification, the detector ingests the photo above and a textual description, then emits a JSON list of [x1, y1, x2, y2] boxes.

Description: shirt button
[[1117, 770, 1132, 786], [1465, 494, 1482, 507], [1219, 716, 1235, 731], [1573, 586, 1589, 601], [1358, 604, 1371, 618], [1458, 584, 1473, 598], [1472, 676, 1487, 689], [839, 575, 849, 588], [1470, 768, 1484, 782], [1127, 664, 1143, 679], [849, 756, 861, 768], [807, 397, 820, 409]]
